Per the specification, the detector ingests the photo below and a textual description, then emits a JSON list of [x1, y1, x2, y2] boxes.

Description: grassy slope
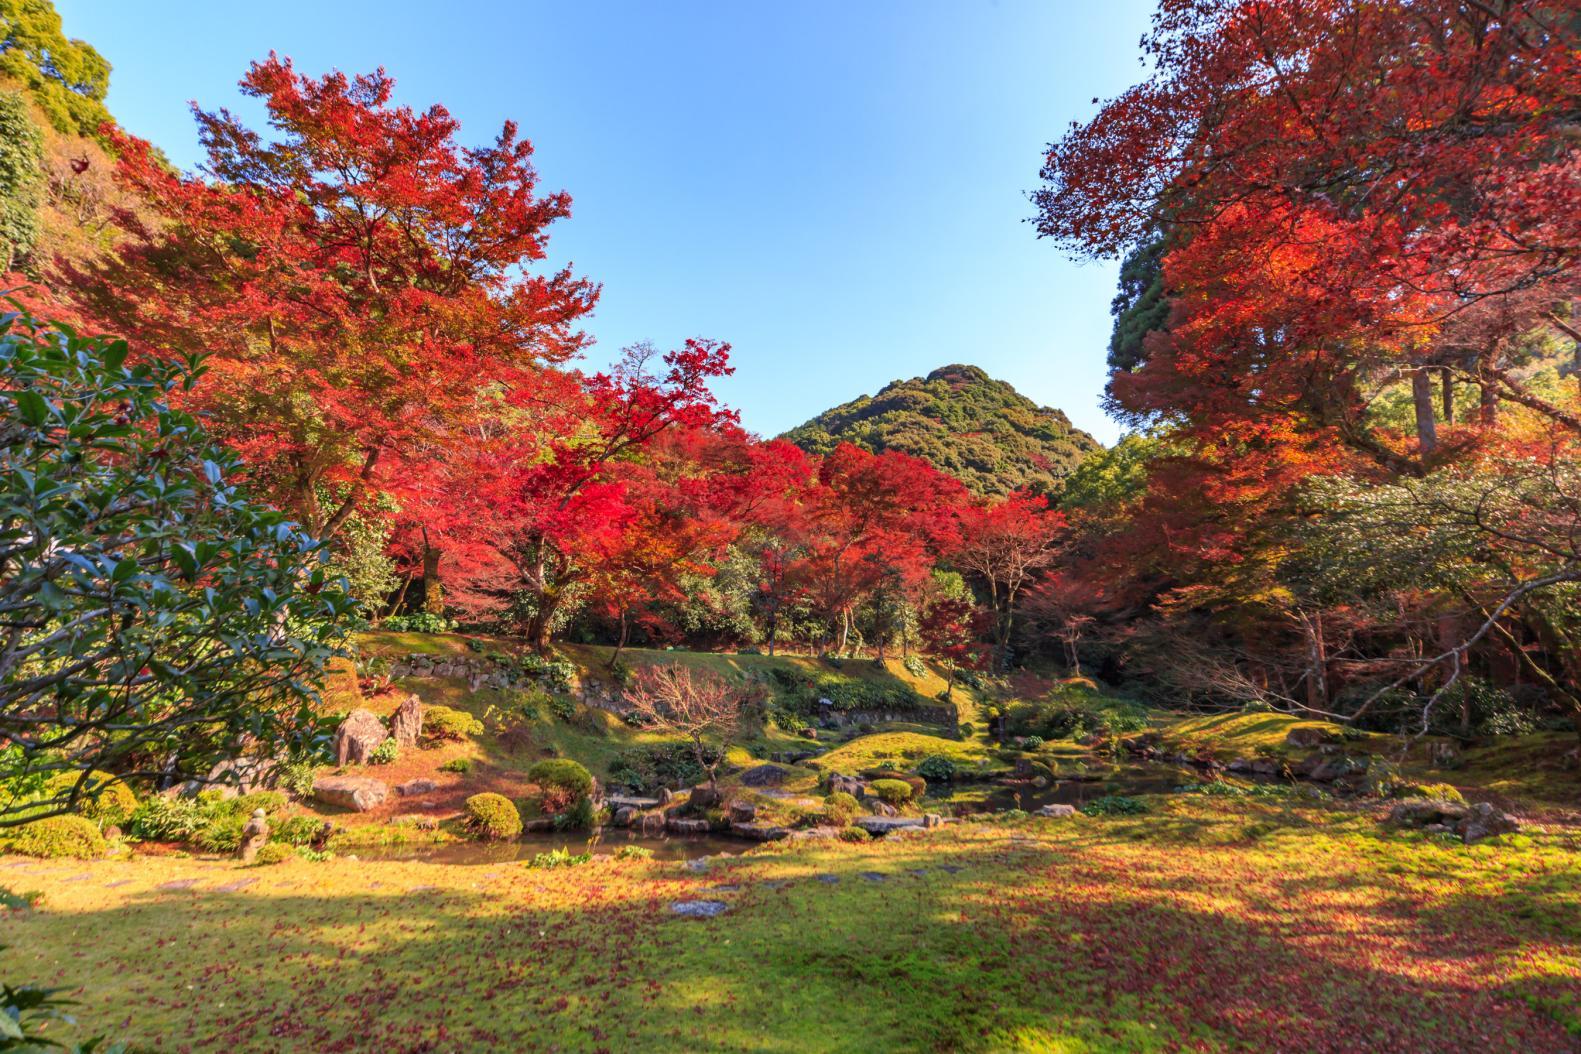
[[8, 800, 1579, 1053]]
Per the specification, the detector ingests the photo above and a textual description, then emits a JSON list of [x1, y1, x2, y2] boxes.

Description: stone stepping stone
[[105, 879, 133, 888], [936, 864, 964, 874], [815, 874, 840, 884], [763, 880, 790, 890], [61, 873, 92, 882], [669, 899, 730, 918], [907, 869, 929, 878], [859, 871, 888, 882], [213, 878, 257, 893], [707, 883, 741, 893], [157, 879, 199, 891], [684, 858, 711, 872], [407, 885, 436, 894]]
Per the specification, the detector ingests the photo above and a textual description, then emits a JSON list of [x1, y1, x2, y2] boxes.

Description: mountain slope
[[781, 364, 1102, 496]]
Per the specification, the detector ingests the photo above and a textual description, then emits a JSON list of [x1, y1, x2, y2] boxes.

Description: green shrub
[[233, 791, 287, 815], [279, 758, 320, 798], [126, 795, 201, 841], [824, 791, 860, 826], [903, 655, 928, 678], [958, 722, 975, 737], [425, 705, 484, 741], [528, 847, 592, 869], [463, 792, 522, 840], [368, 738, 401, 765], [552, 796, 599, 831], [916, 755, 958, 783], [614, 845, 653, 861], [1022, 735, 1045, 750], [517, 653, 577, 693], [194, 812, 245, 852], [838, 826, 871, 843], [608, 744, 719, 793], [1079, 795, 1148, 817], [252, 842, 297, 865], [871, 778, 914, 805], [381, 612, 453, 633], [528, 759, 595, 798], [42, 770, 139, 827], [7, 816, 105, 859], [440, 757, 473, 774], [863, 771, 926, 798], [271, 814, 325, 847], [547, 695, 577, 721]]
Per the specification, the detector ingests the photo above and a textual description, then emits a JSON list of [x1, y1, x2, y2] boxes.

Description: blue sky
[[57, 0, 1154, 444]]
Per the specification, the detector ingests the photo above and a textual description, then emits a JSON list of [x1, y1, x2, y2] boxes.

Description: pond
[[351, 826, 745, 866]]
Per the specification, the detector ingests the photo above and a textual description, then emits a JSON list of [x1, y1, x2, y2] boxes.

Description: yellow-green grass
[[809, 731, 1001, 775], [1156, 712, 1378, 757], [9, 799, 1578, 1052]]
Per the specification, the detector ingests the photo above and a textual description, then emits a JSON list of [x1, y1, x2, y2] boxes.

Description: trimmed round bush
[[425, 705, 484, 742], [45, 771, 138, 826], [252, 842, 297, 866], [1022, 735, 1045, 750], [838, 826, 871, 843], [916, 755, 957, 783], [8, 816, 106, 859], [527, 759, 595, 817], [463, 793, 523, 840], [871, 778, 914, 805], [824, 791, 860, 826]]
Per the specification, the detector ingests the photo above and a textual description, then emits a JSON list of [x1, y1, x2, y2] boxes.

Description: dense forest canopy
[[782, 364, 1102, 497]]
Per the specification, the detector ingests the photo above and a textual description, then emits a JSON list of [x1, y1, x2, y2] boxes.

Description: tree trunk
[[1301, 611, 1328, 714], [420, 541, 443, 615], [1440, 367, 1454, 425], [608, 608, 630, 669], [1412, 367, 1438, 454], [1479, 380, 1499, 427]]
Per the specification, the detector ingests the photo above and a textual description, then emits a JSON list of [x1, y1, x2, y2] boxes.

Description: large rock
[[739, 764, 791, 788], [1456, 802, 1520, 844], [667, 817, 712, 835], [855, 816, 925, 835], [607, 794, 662, 810], [1285, 726, 1341, 749], [395, 779, 436, 797], [611, 806, 638, 828], [827, 774, 865, 799], [728, 801, 757, 823], [688, 785, 722, 811], [333, 709, 388, 766], [388, 694, 425, 748], [313, 776, 389, 812], [729, 822, 791, 841], [1387, 797, 1470, 828], [1037, 803, 1078, 819]]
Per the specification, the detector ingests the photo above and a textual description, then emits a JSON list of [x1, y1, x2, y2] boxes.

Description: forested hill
[[780, 364, 1102, 496]]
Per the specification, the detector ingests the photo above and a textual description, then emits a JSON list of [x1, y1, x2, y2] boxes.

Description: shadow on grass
[[10, 821, 1579, 1054]]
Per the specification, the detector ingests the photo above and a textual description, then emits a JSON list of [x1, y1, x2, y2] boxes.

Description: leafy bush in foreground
[[0, 307, 353, 825]]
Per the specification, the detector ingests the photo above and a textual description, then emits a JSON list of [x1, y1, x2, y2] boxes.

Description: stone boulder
[[639, 813, 668, 836], [1387, 797, 1470, 828], [667, 817, 712, 835], [611, 806, 638, 828], [388, 694, 425, 748], [1036, 803, 1078, 819], [688, 785, 722, 811], [333, 709, 388, 766], [827, 774, 865, 799], [728, 801, 757, 823], [1428, 740, 1463, 769], [313, 776, 389, 812], [395, 779, 436, 797], [739, 764, 791, 788], [854, 816, 925, 835], [729, 822, 792, 841], [1456, 801, 1520, 844], [1285, 726, 1341, 749]]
